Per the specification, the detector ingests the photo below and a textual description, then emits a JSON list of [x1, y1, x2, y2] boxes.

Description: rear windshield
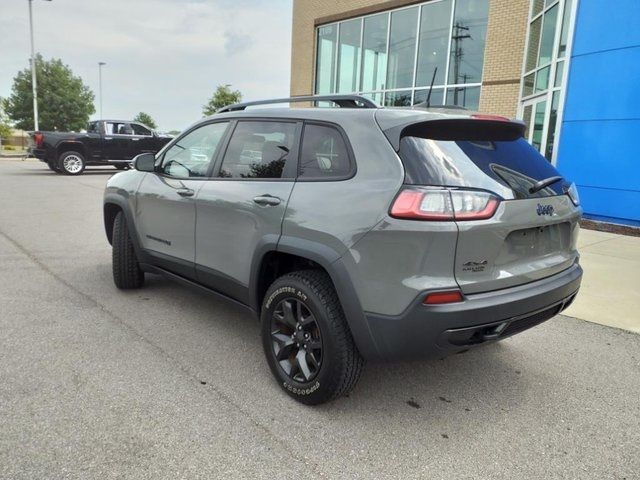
[[399, 136, 567, 199]]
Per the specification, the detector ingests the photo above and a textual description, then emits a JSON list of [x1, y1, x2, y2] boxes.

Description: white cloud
[[0, 0, 293, 130]]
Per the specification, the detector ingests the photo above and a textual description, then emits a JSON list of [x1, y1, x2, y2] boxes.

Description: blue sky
[[0, 0, 293, 131]]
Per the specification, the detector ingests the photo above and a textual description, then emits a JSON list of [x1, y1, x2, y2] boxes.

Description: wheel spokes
[[296, 349, 312, 382]]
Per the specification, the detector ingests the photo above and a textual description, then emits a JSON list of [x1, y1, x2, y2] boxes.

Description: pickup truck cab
[[30, 120, 173, 175]]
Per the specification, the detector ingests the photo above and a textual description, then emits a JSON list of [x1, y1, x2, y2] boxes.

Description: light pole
[[27, 0, 51, 131], [98, 62, 106, 119]]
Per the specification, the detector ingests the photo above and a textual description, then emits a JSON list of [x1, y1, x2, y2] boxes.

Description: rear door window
[[399, 135, 567, 199]]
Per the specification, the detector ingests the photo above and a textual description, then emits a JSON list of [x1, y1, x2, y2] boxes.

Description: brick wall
[[291, 0, 530, 117]]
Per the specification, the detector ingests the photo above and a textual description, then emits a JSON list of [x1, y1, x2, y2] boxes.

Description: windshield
[[398, 137, 568, 199]]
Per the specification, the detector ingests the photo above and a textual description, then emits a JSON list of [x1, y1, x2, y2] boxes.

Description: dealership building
[[291, 0, 640, 225]]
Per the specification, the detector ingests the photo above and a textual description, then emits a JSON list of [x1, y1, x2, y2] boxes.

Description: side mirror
[[133, 152, 156, 172]]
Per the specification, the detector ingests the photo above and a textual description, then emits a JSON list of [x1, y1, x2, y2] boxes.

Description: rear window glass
[[399, 137, 567, 199]]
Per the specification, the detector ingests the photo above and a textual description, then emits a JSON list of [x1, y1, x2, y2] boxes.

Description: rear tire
[[58, 151, 85, 175], [261, 270, 364, 405], [112, 211, 144, 289]]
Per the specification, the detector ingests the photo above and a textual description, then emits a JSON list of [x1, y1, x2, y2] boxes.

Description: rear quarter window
[[298, 123, 353, 180]]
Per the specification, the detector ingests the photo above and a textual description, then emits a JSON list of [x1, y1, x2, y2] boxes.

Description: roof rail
[[216, 95, 379, 113]]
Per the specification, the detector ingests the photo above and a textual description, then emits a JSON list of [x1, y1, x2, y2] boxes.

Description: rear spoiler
[[383, 118, 526, 151]]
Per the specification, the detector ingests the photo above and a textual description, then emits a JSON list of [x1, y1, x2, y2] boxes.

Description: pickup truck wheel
[[261, 270, 364, 405], [58, 151, 85, 175], [112, 211, 144, 289]]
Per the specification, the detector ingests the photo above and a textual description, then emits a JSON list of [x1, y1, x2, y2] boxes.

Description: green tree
[[5, 54, 95, 131], [132, 112, 157, 129], [0, 98, 12, 142], [202, 84, 242, 116]]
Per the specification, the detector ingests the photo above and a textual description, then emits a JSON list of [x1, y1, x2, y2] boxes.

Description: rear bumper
[[29, 148, 47, 161], [364, 263, 582, 361]]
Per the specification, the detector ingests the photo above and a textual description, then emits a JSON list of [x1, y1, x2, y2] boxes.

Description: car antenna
[[426, 67, 438, 108]]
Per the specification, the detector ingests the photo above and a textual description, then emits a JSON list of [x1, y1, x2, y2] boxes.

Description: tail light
[[33, 132, 44, 148], [390, 187, 499, 221], [566, 182, 580, 206]]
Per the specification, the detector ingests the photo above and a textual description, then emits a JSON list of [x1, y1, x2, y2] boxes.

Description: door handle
[[253, 195, 281, 206], [177, 188, 195, 197]]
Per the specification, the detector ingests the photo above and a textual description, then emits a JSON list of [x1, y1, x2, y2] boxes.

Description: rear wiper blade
[[529, 175, 563, 194]]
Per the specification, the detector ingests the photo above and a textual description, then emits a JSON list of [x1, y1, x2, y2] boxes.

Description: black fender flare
[[103, 194, 144, 258], [249, 235, 381, 360]]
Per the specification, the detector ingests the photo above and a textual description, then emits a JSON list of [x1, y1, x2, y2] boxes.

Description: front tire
[[261, 270, 364, 405], [112, 211, 144, 289], [58, 151, 85, 175]]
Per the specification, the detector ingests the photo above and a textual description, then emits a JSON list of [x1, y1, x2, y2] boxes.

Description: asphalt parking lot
[[0, 159, 638, 479]]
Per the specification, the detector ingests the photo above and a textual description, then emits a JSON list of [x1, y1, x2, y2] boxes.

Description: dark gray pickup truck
[[30, 119, 173, 175]]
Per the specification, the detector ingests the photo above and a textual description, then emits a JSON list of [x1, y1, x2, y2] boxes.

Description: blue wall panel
[[562, 47, 640, 121], [571, 0, 640, 56], [556, 0, 640, 224]]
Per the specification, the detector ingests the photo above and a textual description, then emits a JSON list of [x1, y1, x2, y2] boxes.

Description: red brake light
[[471, 113, 510, 122], [424, 290, 463, 305], [390, 188, 499, 221], [34, 132, 44, 148]]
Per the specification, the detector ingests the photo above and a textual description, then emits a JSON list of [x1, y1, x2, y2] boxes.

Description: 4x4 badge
[[463, 260, 487, 272]]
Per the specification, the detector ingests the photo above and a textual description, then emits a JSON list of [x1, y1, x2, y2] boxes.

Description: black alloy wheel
[[270, 298, 323, 383]]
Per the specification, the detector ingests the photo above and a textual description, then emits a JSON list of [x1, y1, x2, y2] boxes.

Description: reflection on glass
[[337, 19, 362, 93], [361, 13, 388, 92], [532, 100, 547, 151], [538, 4, 558, 67], [531, 0, 544, 17], [416, 0, 452, 87], [554, 60, 564, 87], [413, 88, 445, 106], [384, 90, 413, 107], [360, 92, 384, 105], [523, 72, 535, 97], [558, 0, 573, 57], [523, 105, 533, 139], [525, 16, 542, 72], [446, 86, 480, 110], [448, 0, 489, 85], [545, 91, 560, 160], [387, 7, 418, 90], [316, 24, 337, 94], [535, 65, 550, 92]]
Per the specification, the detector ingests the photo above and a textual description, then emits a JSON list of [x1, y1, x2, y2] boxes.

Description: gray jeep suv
[[103, 95, 582, 405]]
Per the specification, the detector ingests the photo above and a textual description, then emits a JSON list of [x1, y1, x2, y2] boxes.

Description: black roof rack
[[216, 94, 379, 113]]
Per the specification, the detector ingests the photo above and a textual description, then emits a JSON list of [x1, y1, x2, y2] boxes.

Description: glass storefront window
[[448, 0, 489, 85], [384, 90, 413, 107], [315, 24, 337, 94], [337, 19, 362, 93], [520, 0, 574, 162], [545, 91, 560, 160], [535, 65, 550, 92], [413, 87, 444, 106], [446, 85, 480, 110], [314, 0, 489, 109], [532, 100, 547, 151], [415, 0, 452, 87], [558, 0, 573, 57], [361, 13, 388, 92], [525, 16, 542, 72], [538, 4, 559, 67], [386, 7, 418, 90]]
